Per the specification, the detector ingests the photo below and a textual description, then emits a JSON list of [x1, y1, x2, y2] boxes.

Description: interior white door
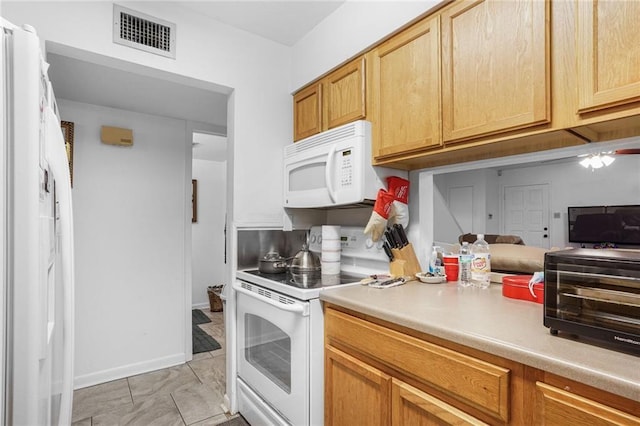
[[448, 186, 473, 233], [503, 184, 550, 248]]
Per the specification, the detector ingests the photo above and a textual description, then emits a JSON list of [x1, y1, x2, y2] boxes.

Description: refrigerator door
[[1, 21, 74, 426]]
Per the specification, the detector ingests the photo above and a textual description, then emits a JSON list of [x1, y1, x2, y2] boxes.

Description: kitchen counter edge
[[320, 281, 639, 402]]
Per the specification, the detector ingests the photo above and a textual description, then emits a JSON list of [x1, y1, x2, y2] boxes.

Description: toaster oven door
[[545, 260, 640, 351]]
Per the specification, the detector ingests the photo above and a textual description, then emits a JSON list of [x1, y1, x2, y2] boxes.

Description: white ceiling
[[47, 53, 228, 131], [47, 1, 346, 161]]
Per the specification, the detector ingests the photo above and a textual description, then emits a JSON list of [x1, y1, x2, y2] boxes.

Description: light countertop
[[320, 281, 640, 402]]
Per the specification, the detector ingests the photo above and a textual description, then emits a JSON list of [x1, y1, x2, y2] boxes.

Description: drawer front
[[325, 308, 510, 422], [535, 382, 640, 425], [392, 378, 489, 425]]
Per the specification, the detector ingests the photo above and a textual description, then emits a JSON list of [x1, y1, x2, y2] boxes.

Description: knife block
[[389, 243, 421, 279]]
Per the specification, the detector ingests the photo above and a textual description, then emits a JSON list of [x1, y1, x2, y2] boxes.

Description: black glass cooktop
[[243, 269, 364, 289]]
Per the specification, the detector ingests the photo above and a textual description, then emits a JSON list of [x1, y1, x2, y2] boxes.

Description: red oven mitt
[[364, 189, 394, 242], [387, 176, 410, 228]]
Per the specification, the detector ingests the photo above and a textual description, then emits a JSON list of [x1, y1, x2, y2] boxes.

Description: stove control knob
[[365, 238, 374, 249]]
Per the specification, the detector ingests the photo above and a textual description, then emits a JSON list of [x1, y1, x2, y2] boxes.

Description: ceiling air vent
[[113, 5, 176, 59]]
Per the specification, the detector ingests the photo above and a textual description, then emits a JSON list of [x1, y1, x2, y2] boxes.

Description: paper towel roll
[[322, 226, 341, 275], [322, 225, 341, 240]]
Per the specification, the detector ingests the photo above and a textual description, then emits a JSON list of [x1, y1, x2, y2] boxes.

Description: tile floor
[[71, 309, 242, 426]]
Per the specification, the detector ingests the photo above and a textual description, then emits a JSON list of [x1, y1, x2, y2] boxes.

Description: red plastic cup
[[443, 255, 459, 264], [443, 261, 459, 282]]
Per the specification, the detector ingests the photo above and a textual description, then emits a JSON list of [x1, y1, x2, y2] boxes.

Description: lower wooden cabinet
[[325, 305, 640, 426], [534, 382, 640, 426], [325, 344, 488, 426], [392, 379, 488, 425], [325, 345, 391, 426]]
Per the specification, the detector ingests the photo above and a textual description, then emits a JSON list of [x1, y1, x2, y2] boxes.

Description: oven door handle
[[234, 283, 310, 316]]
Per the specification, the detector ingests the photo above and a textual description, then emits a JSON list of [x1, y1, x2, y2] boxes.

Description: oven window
[[551, 266, 640, 334], [244, 314, 292, 393]]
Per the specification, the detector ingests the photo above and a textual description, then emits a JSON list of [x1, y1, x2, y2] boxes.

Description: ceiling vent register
[[113, 5, 176, 59]]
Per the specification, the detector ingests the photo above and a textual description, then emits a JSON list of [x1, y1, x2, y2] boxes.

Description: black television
[[568, 205, 640, 245]]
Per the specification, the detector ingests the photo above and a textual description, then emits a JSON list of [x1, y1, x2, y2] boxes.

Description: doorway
[[448, 186, 473, 233], [191, 133, 228, 310], [503, 184, 550, 248]]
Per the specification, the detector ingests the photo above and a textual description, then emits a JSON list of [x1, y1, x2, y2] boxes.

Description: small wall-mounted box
[[101, 126, 133, 146]]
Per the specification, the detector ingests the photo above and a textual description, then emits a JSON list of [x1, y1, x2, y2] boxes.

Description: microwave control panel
[[339, 149, 353, 188]]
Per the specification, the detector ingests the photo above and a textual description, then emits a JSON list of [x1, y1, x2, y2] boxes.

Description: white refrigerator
[[1, 19, 75, 425]]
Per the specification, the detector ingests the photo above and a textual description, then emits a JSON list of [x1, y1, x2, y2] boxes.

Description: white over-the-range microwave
[[284, 120, 406, 208]]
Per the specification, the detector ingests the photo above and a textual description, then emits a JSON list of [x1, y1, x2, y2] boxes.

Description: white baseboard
[[73, 353, 186, 390], [192, 302, 209, 310]]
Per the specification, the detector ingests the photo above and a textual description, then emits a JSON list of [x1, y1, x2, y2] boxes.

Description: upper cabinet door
[[577, 0, 640, 114], [441, 0, 550, 143], [293, 82, 322, 142], [369, 16, 441, 161], [325, 57, 366, 130]]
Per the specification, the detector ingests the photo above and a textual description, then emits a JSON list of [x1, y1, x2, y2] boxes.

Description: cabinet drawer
[[535, 382, 640, 425], [393, 378, 488, 425], [325, 308, 510, 422]]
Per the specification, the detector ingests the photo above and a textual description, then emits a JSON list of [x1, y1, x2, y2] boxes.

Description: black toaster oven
[[544, 249, 640, 355]]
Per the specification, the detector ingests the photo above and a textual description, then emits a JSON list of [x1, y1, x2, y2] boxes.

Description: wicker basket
[[207, 285, 224, 312]]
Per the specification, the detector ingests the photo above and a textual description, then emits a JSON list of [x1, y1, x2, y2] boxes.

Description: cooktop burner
[[243, 269, 364, 289]]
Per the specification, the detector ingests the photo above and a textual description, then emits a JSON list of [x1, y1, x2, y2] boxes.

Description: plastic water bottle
[[428, 244, 442, 275], [471, 234, 491, 289], [459, 242, 472, 287]]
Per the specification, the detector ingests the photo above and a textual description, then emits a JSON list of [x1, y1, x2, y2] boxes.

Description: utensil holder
[[389, 243, 421, 279]]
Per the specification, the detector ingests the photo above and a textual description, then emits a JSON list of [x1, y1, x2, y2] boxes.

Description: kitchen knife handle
[[395, 224, 409, 246], [391, 226, 404, 248], [383, 242, 394, 261], [385, 228, 398, 248]]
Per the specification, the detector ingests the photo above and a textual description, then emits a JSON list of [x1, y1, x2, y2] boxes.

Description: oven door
[[235, 280, 309, 426]]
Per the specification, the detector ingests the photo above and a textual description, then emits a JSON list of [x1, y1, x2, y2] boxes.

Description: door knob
[[543, 234, 548, 238], [544, 227, 548, 231]]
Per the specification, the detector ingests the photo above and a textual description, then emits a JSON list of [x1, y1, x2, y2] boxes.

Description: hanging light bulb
[[590, 155, 604, 169], [578, 152, 615, 169], [602, 155, 615, 166]]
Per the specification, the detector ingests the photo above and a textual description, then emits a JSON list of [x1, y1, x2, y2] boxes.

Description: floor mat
[[216, 415, 251, 426], [192, 309, 212, 325], [192, 324, 221, 354]]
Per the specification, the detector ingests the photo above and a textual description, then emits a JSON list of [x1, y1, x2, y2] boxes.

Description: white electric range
[[234, 226, 387, 426]]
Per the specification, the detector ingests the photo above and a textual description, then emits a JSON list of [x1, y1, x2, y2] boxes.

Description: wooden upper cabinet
[[293, 56, 366, 142], [324, 57, 366, 130], [441, 0, 550, 143], [293, 82, 322, 141], [577, 0, 640, 114], [369, 16, 441, 161]]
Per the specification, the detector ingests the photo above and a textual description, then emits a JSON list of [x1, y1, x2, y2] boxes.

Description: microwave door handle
[[233, 282, 310, 316], [325, 144, 337, 203]]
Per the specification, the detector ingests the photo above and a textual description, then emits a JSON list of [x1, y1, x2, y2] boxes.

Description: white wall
[[428, 154, 640, 248], [498, 156, 640, 248], [2, 2, 293, 389], [60, 99, 188, 387], [291, 1, 444, 91], [192, 159, 226, 308], [434, 169, 500, 237], [3, 1, 292, 226]]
